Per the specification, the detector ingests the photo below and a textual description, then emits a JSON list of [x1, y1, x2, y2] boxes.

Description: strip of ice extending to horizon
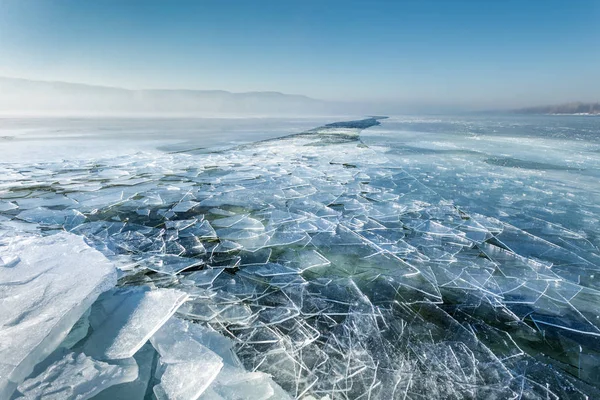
[[1, 117, 600, 399]]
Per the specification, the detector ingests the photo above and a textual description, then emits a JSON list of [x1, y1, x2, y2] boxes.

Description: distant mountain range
[[4, 76, 596, 117], [515, 102, 600, 115], [0, 76, 340, 116]]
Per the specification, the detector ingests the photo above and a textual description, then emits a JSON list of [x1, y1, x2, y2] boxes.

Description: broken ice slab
[[153, 317, 291, 400], [175, 236, 207, 257], [90, 344, 156, 400], [275, 248, 330, 272], [214, 227, 269, 241], [211, 215, 264, 230], [207, 273, 271, 303], [16, 352, 138, 400], [150, 318, 224, 400], [172, 321, 241, 367], [239, 248, 272, 266], [181, 220, 217, 240], [109, 229, 160, 254], [61, 308, 92, 350], [67, 189, 126, 211], [241, 263, 300, 278], [171, 200, 199, 213], [139, 254, 205, 276], [183, 268, 224, 288], [211, 240, 243, 254], [0, 232, 117, 399], [493, 223, 595, 272], [207, 208, 236, 217], [16, 207, 86, 229], [200, 365, 292, 400], [0, 201, 18, 212], [226, 234, 271, 253], [261, 209, 307, 228], [177, 292, 256, 326], [265, 228, 310, 247], [15, 194, 78, 209], [165, 218, 202, 231], [83, 287, 189, 360]]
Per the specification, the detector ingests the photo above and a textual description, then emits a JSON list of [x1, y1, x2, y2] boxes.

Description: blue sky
[[0, 0, 598, 107]]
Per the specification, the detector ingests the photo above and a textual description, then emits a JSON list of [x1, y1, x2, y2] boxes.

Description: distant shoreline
[[544, 113, 599, 116], [514, 102, 600, 115]]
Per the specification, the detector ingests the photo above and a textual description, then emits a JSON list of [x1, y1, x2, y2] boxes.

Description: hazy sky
[[0, 0, 598, 107]]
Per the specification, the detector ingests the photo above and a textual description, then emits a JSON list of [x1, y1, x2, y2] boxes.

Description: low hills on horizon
[[0, 76, 337, 116], [514, 102, 600, 115], [0, 76, 598, 116]]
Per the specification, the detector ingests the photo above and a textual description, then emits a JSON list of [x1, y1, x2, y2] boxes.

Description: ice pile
[[0, 232, 287, 399], [0, 233, 117, 398], [1, 117, 600, 399]]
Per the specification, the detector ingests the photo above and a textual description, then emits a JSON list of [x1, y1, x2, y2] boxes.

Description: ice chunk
[[201, 365, 291, 400], [184, 268, 224, 288], [161, 319, 291, 400], [165, 218, 201, 231], [151, 318, 223, 400], [16, 207, 86, 229], [0, 233, 117, 399], [171, 200, 199, 213], [212, 215, 264, 230], [185, 220, 217, 240], [91, 344, 156, 400], [84, 287, 189, 360], [276, 248, 330, 272], [177, 296, 256, 326], [68, 189, 125, 211], [139, 254, 204, 275], [61, 309, 91, 350], [0, 201, 18, 212], [16, 352, 137, 400]]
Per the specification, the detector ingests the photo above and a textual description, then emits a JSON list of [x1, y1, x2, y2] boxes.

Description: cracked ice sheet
[[2, 117, 600, 398], [0, 232, 117, 399]]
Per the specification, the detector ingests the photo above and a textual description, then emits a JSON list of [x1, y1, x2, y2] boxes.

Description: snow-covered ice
[[16, 352, 138, 400], [0, 233, 117, 399]]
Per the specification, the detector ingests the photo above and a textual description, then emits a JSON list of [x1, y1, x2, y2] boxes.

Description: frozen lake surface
[[1, 115, 600, 399]]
